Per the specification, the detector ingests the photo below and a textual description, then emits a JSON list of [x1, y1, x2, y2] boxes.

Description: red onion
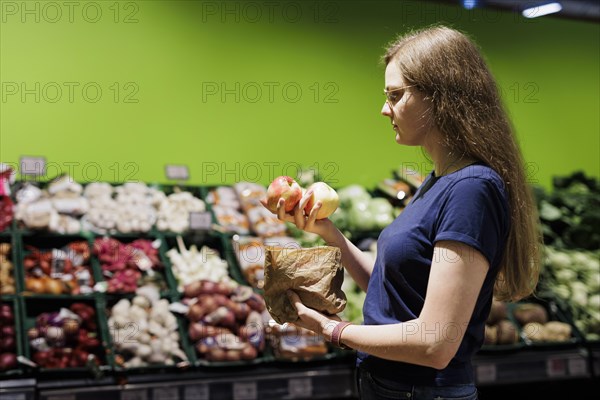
[[0, 352, 17, 371]]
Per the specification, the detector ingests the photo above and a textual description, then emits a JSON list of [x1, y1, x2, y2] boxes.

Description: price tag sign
[[475, 363, 497, 383], [20, 156, 46, 176], [568, 357, 588, 377], [184, 385, 209, 400], [233, 382, 257, 400], [288, 378, 312, 398], [152, 387, 179, 400], [121, 389, 149, 400], [165, 165, 190, 181], [189, 211, 213, 231], [3, 394, 27, 400], [546, 357, 567, 378]]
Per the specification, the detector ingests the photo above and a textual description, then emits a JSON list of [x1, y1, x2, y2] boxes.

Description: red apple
[[304, 182, 340, 219], [266, 176, 303, 213]]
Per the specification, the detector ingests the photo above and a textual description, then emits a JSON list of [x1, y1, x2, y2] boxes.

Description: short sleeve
[[433, 177, 509, 268]]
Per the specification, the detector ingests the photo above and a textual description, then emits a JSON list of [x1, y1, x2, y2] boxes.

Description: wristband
[[331, 321, 352, 349]]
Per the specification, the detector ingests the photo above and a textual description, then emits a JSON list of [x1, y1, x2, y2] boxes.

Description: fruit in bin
[[304, 182, 340, 219], [486, 299, 508, 325], [512, 303, 548, 325], [266, 176, 303, 213], [496, 320, 519, 344]]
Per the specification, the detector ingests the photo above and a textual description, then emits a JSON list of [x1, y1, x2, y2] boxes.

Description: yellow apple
[[303, 182, 340, 219]]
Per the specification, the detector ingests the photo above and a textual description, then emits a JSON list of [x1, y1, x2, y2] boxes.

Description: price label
[[233, 382, 257, 400], [47, 396, 75, 400], [3, 394, 27, 400], [183, 385, 210, 400], [288, 378, 312, 398], [546, 357, 567, 378], [165, 165, 189, 181], [475, 363, 497, 383], [189, 211, 213, 231], [568, 357, 588, 377], [183, 385, 209, 400], [152, 387, 179, 400], [20, 156, 46, 176], [121, 389, 149, 400]]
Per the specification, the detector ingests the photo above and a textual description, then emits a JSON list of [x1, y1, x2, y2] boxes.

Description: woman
[[267, 25, 541, 400]]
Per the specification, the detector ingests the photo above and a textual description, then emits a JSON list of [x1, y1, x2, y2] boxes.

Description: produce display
[[93, 237, 167, 294], [483, 299, 577, 347], [12, 179, 206, 235], [23, 240, 94, 295], [26, 300, 105, 369], [535, 171, 599, 250], [107, 288, 189, 368], [231, 235, 301, 290], [165, 236, 233, 293], [0, 164, 15, 232], [542, 246, 599, 340], [234, 182, 286, 237], [155, 189, 206, 233], [182, 280, 267, 363], [0, 301, 18, 371], [534, 171, 600, 341], [205, 186, 250, 235], [0, 243, 16, 295], [15, 177, 87, 234], [266, 321, 329, 361], [83, 182, 161, 234], [0, 168, 598, 383], [329, 184, 397, 235]]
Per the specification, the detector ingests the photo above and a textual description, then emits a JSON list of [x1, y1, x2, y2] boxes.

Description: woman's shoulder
[[445, 163, 508, 199]]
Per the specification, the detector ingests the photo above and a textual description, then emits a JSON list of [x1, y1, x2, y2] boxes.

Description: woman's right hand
[[260, 188, 335, 238]]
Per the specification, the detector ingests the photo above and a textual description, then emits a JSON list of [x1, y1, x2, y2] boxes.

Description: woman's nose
[[381, 101, 392, 116]]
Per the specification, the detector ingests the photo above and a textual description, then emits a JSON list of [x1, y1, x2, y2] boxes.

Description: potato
[[496, 320, 519, 344], [522, 322, 545, 342], [513, 303, 548, 325], [487, 300, 508, 325], [484, 325, 498, 345], [543, 321, 572, 342]]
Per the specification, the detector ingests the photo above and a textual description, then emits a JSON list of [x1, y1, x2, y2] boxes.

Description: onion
[[43, 278, 65, 295], [1, 325, 15, 337], [184, 281, 202, 298], [0, 304, 14, 324], [0, 352, 17, 371], [187, 303, 206, 322], [0, 336, 15, 352], [199, 280, 218, 295]]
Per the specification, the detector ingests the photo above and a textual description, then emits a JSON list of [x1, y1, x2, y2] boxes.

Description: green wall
[[1, 1, 598, 189]]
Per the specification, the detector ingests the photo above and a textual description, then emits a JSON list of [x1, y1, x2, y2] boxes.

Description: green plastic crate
[[103, 292, 194, 374], [19, 233, 101, 297], [21, 294, 114, 379], [0, 232, 21, 295], [0, 295, 25, 377]]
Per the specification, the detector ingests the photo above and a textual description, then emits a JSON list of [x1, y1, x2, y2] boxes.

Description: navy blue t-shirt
[[356, 163, 510, 386]]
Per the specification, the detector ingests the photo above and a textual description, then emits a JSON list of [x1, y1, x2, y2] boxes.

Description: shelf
[[0, 378, 36, 400], [36, 361, 357, 400], [473, 347, 591, 385]]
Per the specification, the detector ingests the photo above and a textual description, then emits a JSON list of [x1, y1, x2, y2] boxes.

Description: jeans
[[357, 367, 478, 400]]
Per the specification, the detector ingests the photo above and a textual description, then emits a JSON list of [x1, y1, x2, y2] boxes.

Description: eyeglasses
[[383, 85, 415, 106]]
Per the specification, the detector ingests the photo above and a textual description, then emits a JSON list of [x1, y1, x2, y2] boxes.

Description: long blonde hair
[[384, 25, 541, 301]]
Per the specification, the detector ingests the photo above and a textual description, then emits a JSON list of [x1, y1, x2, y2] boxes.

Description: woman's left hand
[[286, 290, 341, 341]]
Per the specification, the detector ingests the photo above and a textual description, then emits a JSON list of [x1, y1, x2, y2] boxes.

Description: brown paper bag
[[264, 245, 346, 325]]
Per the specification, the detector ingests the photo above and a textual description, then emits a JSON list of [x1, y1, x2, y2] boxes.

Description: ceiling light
[[522, 2, 563, 18]]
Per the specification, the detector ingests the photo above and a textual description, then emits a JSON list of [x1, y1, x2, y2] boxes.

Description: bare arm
[[318, 221, 373, 291], [289, 240, 489, 369]]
